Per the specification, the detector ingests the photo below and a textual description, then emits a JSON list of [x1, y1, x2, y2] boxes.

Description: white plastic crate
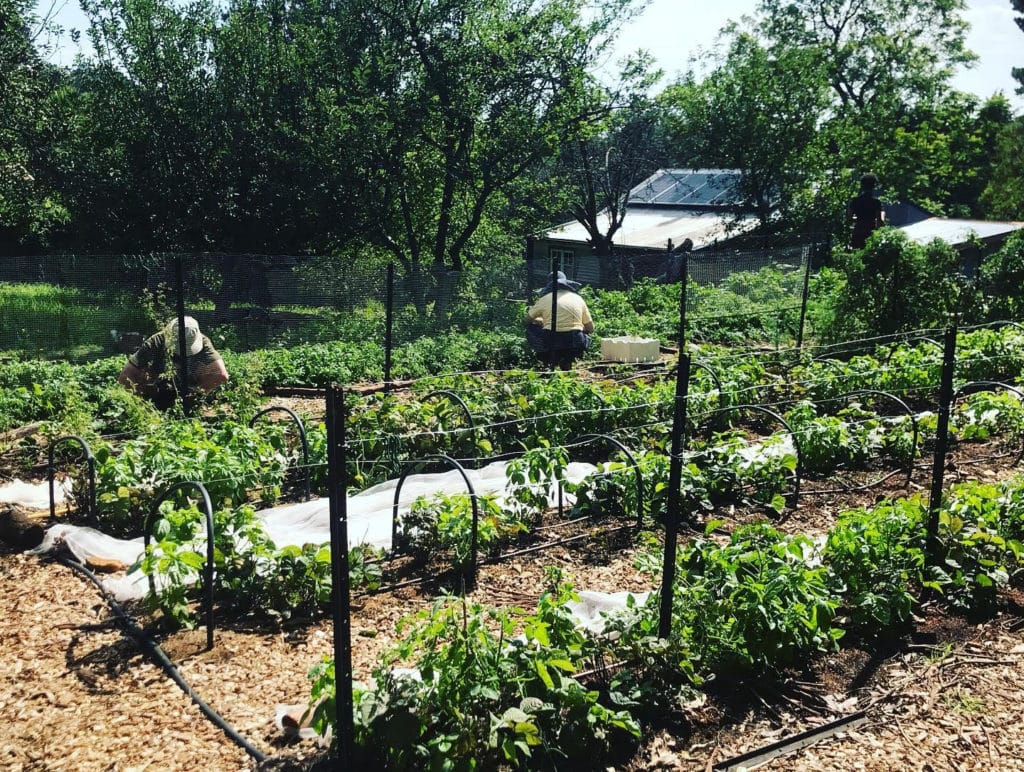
[[599, 336, 660, 363]]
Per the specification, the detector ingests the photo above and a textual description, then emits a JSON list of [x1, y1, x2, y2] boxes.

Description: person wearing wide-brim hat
[[524, 271, 594, 370], [117, 316, 229, 409]]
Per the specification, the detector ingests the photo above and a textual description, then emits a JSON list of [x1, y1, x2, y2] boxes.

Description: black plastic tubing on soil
[[57, 557, 268, 764]]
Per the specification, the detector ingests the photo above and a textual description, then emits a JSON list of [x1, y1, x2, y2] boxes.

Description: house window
[[549, 248, 576, 279]]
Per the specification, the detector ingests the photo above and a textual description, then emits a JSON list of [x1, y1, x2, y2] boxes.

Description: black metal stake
[[175, 255, 190, 415], [549, 255, 559, 370], [326, 386, 354, 762], [659, 252, 691, 640], [384, 262, 395, 394], [927, 324, 958, 563], [796, 242, 813, 350]]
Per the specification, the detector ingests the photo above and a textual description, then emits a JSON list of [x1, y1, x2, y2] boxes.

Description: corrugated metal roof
[[898, 217, 1023, 245], [628, 168, 745, 208], [543, 207, 758, 250]]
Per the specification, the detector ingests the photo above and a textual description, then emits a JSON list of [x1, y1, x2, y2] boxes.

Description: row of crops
[[11, 321, 1024, 767], [0, 265, 819, 435]]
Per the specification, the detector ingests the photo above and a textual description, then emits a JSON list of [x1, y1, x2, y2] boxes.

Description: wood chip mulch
[[3, 438, 1024, 770]]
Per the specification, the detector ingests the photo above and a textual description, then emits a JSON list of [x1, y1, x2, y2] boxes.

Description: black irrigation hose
[[57, 557, 268, 764]]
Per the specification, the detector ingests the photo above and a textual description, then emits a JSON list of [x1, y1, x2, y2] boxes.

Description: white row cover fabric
[[0, 477, 71, 510], [31, 460, 597, 602]]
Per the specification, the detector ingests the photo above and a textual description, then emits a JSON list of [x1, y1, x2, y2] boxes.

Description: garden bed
[[2, 437, 1023, 771]]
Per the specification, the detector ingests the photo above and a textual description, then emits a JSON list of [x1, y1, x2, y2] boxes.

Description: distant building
[[892, 208, 1023, 278], [896, 216, 1023, 250], [528, 169, 763, 288]]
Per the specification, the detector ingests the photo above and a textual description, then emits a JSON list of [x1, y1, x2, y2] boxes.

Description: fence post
[[384, 262, 395, 394], [796, 242, 814, 350], [174, 255, 190, 415], [550, 253, 560, 328], [525, 236, 536, 291], [659, 251, 691, 639], [926, 323, 958, 564], [326, 386, 355, 762]]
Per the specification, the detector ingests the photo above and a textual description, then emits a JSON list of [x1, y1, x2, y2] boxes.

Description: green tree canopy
[[0, 0, 68, 248], [659, 32, 829, 227]]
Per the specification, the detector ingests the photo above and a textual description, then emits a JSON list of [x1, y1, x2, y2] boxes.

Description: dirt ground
[[3, 439, 1024, 770]]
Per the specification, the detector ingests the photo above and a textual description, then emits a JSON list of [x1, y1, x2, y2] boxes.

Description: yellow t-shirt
[[527, 291, 593, 332]]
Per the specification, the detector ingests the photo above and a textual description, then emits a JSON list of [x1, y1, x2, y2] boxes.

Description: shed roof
[[543, 206, 759, 251], [628, 168, 745, 208], [898, 217, 1023, 246]]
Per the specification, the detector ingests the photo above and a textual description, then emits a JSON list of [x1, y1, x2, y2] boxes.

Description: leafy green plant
[[93, 418, 293, 536], [673, 523, 843, 674], [309, 587, 639, 770], [928, 482, 1024, 613], [505, 442, 570, 522], [823, 499, 926, 630], [399, 492, 524, 569]]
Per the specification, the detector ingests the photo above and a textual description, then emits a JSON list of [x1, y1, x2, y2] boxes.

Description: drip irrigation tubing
[[55, 557, 268, 764]]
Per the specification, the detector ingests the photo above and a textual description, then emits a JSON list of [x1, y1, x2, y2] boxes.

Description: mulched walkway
[[2, 431, 1024, 770]]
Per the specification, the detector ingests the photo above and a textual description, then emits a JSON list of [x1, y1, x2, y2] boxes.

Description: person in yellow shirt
[[524, 271, 595, 370]]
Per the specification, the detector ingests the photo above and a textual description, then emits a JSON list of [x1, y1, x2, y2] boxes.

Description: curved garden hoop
[[144, 481, 216, 650], [48, 435, 97, 526], [249, 405, 311, 501], [391, 454, 480, 587], [423, 390, 478, 462]]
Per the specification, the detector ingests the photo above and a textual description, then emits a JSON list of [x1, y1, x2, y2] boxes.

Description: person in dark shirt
[[847, 173, 885, 249], [117, 316, 228, 409]]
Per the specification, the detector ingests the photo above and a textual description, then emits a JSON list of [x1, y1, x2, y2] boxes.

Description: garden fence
[[0, 252, 530, 366], [2, 239, 825, 408]]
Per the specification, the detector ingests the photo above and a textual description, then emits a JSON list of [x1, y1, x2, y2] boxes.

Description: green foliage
[[674, 524, 843, 674], [659, 33, 828, 225], [93, 419, 292, 536], [140, 501, 381, 626], [928, 482, 1024, 613], [980, 117, 1024, 221], [822, 229, 963, 340], [504, 443, 570, 523], [399, 493, 525, 569], [953, 389, 1024, 442], [309, 587, 639, 769], [978, 230, 1024, 318], [824, 499, 927, 630]]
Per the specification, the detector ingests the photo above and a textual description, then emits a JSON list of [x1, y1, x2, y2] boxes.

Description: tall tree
[[1013, 0, 1024, 93], [659, 32, 829, 226], [0, 0, 68, 248], [758, 0, 974, 112], [333, 0, 639, 275], [981, 117, 1024, 220], [554, 57, 666, 259]]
